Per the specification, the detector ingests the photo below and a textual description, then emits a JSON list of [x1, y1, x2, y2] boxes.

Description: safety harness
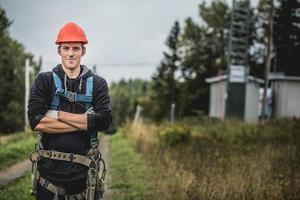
[[30, 72, 106, 200]]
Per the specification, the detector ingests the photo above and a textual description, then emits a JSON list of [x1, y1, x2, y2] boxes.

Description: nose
[[67, 49, 75, 58]]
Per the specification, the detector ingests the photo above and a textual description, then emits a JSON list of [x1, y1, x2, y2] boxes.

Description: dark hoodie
[[28, 64, 112, 182]]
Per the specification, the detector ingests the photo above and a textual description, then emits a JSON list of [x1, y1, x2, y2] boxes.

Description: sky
[[1, 0, 258, 85]]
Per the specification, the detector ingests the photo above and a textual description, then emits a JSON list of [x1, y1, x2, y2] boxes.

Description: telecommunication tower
[[226, 0, 251, 118]]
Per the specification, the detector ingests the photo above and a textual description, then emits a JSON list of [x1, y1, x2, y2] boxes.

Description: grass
[[1, 119, 299, 199], [121, 118, 300, 200], [0, 132, 36, 170], [0, 172, 32, 200], [0, 132, 28, 145], [107, 133, 155, 200]]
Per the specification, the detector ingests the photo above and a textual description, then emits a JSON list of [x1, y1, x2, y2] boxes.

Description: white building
[[206, 75, 263, 122], [269, 74, 300, 118]]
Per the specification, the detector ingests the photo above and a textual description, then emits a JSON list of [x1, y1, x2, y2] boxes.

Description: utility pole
[[25, 59, 31, 131], [170, 103, 175, 123], [133, 105, 142, 126], [261, 0, 274, 119]]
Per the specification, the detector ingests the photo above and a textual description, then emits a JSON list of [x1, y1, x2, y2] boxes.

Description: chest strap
[[56, 90, 93, 103], [51, 72, 93, 109]]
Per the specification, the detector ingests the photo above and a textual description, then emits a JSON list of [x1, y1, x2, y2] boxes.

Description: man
[[28, 22, 112, 200]]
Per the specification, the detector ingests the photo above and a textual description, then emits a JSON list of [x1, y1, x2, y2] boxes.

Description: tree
[[274, 0, 300, 75], [245, 0, 268, 78], [178, 0, 230, 116], [0, 6, 41, 133], [152, 21, 181, 120], [150, 0, 272, 121], [108, 79, 151, 132]]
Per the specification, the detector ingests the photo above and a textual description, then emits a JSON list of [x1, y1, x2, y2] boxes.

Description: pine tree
[[178, 0, 230, 116], [248, 0, 270, 78], [152, 21, 181, 120], [274, 0, 300, 75]]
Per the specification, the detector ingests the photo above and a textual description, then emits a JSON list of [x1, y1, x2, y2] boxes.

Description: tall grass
[[0, 132, 36, 170], [121, 118, 300, 199]]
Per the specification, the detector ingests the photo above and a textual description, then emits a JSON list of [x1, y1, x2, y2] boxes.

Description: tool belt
[[30, 146, 106, 200]]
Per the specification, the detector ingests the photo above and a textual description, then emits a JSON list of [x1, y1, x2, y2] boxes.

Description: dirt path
[[0, 159, 31, 187], [101, 135, 114, 200], [0, 134, 14, 144]]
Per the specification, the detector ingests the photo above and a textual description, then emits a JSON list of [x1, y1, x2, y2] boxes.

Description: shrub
[[159, 123, 191, 146]]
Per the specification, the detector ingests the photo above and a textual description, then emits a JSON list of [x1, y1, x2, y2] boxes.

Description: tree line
[[0, 6, 41, 133], [109, 0, 300, 130]]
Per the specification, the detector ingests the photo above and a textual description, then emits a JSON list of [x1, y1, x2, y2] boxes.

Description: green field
[[0, 132, 36, 171], [1, 119, 300, 200], [121, 118, 300, 199]]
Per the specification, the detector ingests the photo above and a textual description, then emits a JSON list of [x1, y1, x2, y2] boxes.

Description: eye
[[73, 46, 81, 51], [62, 46, 69, 51]]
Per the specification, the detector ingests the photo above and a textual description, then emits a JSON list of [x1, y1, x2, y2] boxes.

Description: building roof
[[205, 75, 264, 84], [269, 74, 300, 81]]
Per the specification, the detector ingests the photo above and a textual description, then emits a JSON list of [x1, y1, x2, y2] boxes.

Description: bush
[[159, 123, 191, 146]]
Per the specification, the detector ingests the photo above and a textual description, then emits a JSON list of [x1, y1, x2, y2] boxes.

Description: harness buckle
[[56, 88, 64, 95], [47, 151, 52, 158], [68, 153, 74, 162], [30, 150, 40, 162], [66, 91, 76, 102]]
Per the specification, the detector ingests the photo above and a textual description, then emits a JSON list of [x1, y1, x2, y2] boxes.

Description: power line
[[43, 61, 159, 68], [93, 63, 158, 67]]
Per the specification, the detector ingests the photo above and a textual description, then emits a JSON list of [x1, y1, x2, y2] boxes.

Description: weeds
[[123, 118, 300, 199]]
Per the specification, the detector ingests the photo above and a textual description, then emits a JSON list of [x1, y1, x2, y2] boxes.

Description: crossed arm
[[34, 111, 88, 134]]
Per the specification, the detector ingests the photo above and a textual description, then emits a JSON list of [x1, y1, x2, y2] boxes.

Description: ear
[[81, 47, 86, 57], [57, 46, 61, 56]]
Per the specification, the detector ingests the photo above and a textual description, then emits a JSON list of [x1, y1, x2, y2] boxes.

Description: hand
[[58, 111, 68, 120]]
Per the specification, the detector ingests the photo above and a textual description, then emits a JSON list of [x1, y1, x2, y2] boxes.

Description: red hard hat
[[55, 22, 88, 45]]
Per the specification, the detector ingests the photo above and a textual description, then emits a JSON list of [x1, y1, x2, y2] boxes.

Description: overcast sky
[[1, 0, 258, 84]]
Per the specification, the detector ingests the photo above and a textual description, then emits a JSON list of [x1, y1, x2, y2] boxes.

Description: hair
[[58, 44, 85, 49], [58, 44, 86, 56], [57, 43, 86, 50]]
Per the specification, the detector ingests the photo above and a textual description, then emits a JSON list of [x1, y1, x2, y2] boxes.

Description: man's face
[[58, 42, 85, 70]]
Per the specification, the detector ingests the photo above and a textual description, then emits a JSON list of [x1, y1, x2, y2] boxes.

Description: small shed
[[269, 74, 300, 118], [206, 75, 263, 122]]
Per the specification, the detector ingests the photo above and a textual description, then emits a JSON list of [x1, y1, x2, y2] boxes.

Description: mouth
[[67, 59, 76, 64]]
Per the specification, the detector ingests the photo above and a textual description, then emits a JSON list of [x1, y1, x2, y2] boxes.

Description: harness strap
[[85, 76, 99, 148], [51, 73, 62, 110], [39, 150, 93, 168], [85, 76, 93, 99], [38, 177, 86, 200], [50, 72, 99, 148], [51, 72, 93, 105]]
